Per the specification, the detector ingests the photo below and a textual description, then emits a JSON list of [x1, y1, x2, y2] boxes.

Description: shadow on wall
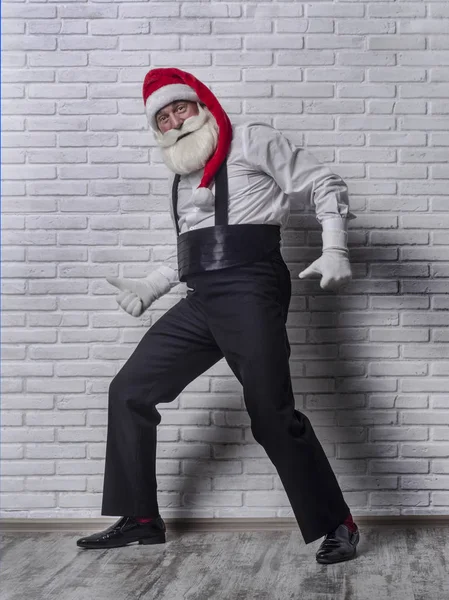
[[280, 213, 433, 511]]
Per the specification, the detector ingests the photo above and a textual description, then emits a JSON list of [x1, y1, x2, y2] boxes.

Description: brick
[[28, 118, 87, 132], [1, 363, 53, 377], [339, 444, 398, 459], [29, 84, 86, 99], [337, 379, 398, 393], [58, 100, 117, 115], [371, 492, 429, 506], [59, 133, 117, 147], [338, 312, 399, 327], [370, 230, 429, 245], [121, 36, 179, 51], [3, 132, 56, 146], [28, 52, 87, 68], [402, 379, 449, 393], [370, 328, 429, 342], [340, 344, 399, 359], [371, 297, 430, 310], [28, 149, 87, 163], [369, 362, 427, 376], [339, 475, 398, 491], [402, 475, 449, 489], [371, 459, 429, 474], [403, 313, 449, 326], [28, 314, 88, 328], [90, 20, 148, 36], [2, 165, 56, 180], [305, 361, 365, 377]]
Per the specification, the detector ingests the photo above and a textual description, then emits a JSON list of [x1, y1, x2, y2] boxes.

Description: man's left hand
[[299, 248, 352, 291]]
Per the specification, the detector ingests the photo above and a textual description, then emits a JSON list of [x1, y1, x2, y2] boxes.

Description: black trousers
[[101, 248, 350, 544]]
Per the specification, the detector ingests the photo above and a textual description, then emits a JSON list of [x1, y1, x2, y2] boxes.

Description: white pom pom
[[192, 187, 215, 210]]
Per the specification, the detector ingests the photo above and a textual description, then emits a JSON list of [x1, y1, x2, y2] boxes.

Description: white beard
[[153, 104, 219, 175]]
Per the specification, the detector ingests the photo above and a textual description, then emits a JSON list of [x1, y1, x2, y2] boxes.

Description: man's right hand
[[112, 289, 146, 318], [106, 270, 172, 318]]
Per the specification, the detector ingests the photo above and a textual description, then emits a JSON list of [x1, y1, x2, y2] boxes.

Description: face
[[156, 100, 199, 133], [152, 102, 219, 176]]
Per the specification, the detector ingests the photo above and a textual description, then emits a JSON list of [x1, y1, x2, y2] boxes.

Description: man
[[76, 68, 359, 564]]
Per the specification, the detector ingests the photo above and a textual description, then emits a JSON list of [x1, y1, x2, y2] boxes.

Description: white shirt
[[157, 121, 354, 289]]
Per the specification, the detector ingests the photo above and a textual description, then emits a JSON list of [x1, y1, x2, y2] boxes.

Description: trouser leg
[[188, 250, 350, 544], [101, 295, 222, 517]]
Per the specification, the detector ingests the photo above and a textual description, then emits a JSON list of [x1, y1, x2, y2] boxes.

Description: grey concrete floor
[[1, 526, 448, 600]]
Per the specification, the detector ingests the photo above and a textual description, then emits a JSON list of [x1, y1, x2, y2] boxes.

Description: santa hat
[[142, 67, 233, 208]]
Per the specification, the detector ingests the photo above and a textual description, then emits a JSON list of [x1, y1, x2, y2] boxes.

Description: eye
[[176, 104, 187, 112]]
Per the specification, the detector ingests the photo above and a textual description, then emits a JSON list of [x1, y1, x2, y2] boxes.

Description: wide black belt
[[177, 223, 281, 282], [172, 157, 281, 281]]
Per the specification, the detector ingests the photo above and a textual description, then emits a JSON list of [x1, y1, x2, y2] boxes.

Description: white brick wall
[[2, 1, 449, 520]]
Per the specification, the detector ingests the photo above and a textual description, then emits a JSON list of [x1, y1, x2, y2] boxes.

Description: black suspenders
[[171, 159, 229, 236]]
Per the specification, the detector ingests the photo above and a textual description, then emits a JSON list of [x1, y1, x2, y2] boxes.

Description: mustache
[[155, 105, 209, 148], [176, 131, 193, 141]]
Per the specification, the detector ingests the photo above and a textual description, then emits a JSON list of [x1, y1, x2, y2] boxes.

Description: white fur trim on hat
[[145, 84, 200, 130]]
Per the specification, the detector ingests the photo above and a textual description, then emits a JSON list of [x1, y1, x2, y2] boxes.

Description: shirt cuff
[[321, 216, 349, 233], [154, 265, 179, 288]]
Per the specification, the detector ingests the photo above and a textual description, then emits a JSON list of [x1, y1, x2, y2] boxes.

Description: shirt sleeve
[[242, 122, 356, 224]]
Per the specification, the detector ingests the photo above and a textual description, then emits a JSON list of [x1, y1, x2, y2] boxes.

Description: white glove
[[106, 267, 173, 317], [298, 220, 352, 291]]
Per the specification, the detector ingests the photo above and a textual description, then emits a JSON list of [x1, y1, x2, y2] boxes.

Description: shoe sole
[[77, 533, 166, 549], [316, 548, 357, 564]]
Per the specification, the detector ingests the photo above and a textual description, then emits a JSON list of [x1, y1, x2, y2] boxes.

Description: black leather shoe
[[316, 523, 359, 564], [76, 515, 166, 549]]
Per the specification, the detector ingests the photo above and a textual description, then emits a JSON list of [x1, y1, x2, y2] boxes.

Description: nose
[[168, 114, 183, 131]]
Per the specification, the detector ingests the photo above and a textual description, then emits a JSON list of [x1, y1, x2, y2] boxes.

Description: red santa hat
[[142, 67, 233, 209]]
